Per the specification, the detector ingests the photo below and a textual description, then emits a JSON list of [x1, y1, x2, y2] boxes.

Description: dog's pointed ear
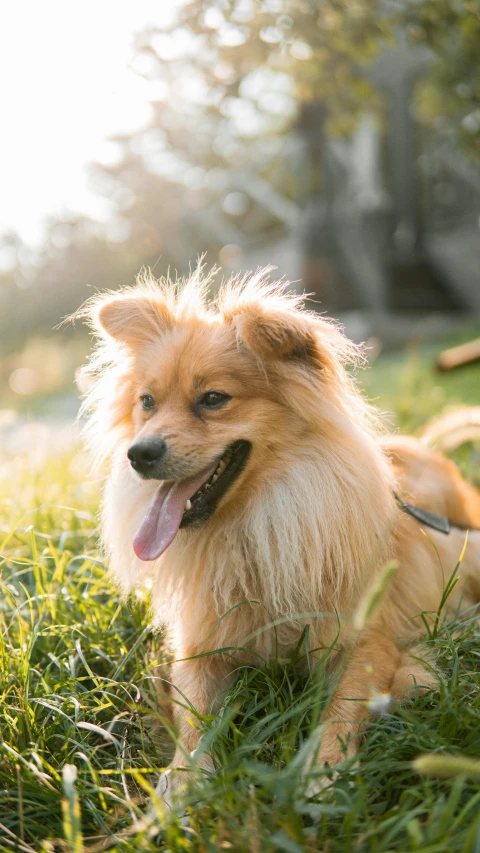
[[95, 294, 173, 345], [227, 303, 316, 361]]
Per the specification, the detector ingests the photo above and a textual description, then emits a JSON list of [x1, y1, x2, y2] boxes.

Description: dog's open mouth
[[133, 440, 251, 561]]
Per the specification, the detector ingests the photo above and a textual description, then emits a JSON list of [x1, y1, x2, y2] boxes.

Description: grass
[[0, 339, 479, 852]]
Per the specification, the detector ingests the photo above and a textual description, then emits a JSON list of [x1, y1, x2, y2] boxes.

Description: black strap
[[394, 492, 451, 535]]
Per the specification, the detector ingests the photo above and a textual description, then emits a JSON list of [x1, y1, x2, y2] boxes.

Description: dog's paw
[[299, 724, 358, 819], [304, 768, 337, 800], [152, 750, 215, 816], [155, 768, 184, 813]]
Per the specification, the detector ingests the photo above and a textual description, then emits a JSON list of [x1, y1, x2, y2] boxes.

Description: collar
[[394, 492, 451, 535]]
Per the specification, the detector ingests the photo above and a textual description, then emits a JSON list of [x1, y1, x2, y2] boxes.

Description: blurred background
[[0, 0, 479, 436]]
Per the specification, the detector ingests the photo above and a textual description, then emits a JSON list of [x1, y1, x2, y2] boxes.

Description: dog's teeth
[[185, 499, 192, 511], [215, 452, 231, 475], [212, 474, 218, 483]]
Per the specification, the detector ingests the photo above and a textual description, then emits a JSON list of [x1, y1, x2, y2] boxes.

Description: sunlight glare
[[0, 0, 183, 245]]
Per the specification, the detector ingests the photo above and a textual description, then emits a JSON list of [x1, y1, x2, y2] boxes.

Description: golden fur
[[81, 267, 480, 804]]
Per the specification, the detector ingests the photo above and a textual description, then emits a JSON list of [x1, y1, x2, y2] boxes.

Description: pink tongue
[[133, 462, 218, 561]]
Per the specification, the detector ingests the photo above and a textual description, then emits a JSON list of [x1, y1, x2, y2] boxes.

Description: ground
[[0, 333, 479, 852]]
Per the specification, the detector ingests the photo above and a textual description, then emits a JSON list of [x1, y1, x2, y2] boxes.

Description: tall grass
[[0, 341, 479, 852]]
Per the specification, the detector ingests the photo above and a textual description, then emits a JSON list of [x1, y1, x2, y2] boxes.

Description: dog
[[80, 267, 480, 808]]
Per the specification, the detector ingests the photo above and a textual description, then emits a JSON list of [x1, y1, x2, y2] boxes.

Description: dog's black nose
[[128, 437, 167, 476]]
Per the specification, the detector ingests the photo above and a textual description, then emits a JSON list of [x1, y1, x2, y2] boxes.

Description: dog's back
[[381, 434, 480, 529]]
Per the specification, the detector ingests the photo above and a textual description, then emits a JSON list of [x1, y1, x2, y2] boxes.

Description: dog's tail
[[420, 407, 480, 452]]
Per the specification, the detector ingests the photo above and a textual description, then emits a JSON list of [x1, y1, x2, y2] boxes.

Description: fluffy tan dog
[[81, 268, 480, 807]]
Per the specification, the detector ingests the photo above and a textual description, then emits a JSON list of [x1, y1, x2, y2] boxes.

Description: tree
[[2, 0, 479, 352], [405, 0, 480, 160], [90, 0, 479, 281]]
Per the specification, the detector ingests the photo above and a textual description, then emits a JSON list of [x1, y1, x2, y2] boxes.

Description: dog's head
[[84, 269, 361, 561]]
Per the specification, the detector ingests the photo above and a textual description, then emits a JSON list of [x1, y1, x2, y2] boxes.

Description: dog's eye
[[198, 391, 231, 410], [140, 394, 156, 411]]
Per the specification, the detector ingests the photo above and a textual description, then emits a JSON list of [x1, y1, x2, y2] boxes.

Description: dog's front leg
[[305, 635, 406, 794], [156, 655, 233, 811]]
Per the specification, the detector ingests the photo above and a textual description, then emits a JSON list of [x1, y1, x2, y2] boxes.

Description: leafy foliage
[[407, 0, 480, 159], [2, 0, 479, 358]]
